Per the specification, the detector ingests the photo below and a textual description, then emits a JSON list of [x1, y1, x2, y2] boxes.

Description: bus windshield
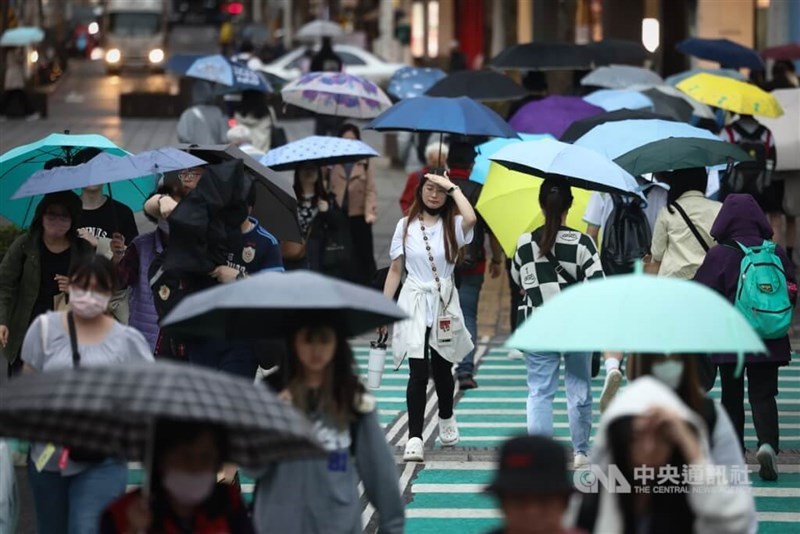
[[108, 13, 161, 36]]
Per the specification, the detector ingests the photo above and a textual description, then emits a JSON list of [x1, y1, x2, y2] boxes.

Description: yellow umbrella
[[476, 162, 592, 257], [676, 72, 784, 118]]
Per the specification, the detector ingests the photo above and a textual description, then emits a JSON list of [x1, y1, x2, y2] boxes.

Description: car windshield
[[108, 12, 161, 36]]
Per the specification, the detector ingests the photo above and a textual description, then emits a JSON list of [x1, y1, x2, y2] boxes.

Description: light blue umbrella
[[580, 65, 663, 89], [166, 54, 271, 92], [0, 27, 44, 47], [573, 119, 719, 160], [469, 133, 551, 184], [664, 67, 746, 86], [260, 136, 379, 171], [489, 137, 642, 196], [387, 67, 447, 100], [583, 89, 654, 112]]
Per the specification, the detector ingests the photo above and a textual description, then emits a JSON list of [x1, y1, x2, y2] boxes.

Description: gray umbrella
[[0, 361, 322, 467], [161, 270, 407, 339]]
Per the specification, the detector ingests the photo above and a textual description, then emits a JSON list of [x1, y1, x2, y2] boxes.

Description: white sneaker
[[573, 453, 590, 470], [600, 368, 623, 413], [507, 349, 524, 360], [403, 437, 424, 462], [438, 415, 460, 446]]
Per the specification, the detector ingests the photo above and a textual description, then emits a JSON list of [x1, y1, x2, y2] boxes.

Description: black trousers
[[718, 363, 780, 452], [407, 328, 454, 439], [348, 215, 376, 286]]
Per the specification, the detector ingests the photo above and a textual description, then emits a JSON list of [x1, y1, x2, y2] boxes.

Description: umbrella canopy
[[387, 66, 446, 100], [580, 65, 663, 89], [676, 37, 764, 71], [488, 42, 592, 70], [0, 362, 322, 467], [585, 39, 649, 66], [613, 137, 752, 176], [470, 134, 551, 185], [0, 27, 44, 47], [761, 43, 800, 61], [676, 73, 784, 118], [560, 109, 675, 143], [366, 96, 518, 138], [506, 266, 764, 376], [175, 144, 300, 242], [425, 70, 526, 101], [161, 270, 407, 339], [260, 135, 379, 171], [0, 133, 128, 227], [476, 160, 591, 256], [11, 148, 205, 200], [633, 85, 709, 121], [166, 54, 271, 92], [583, 89, 654, 112], [295, 19, 343, 41], [664, 67, 747, 86], [755, 88, 800, 171], [489, 138, 641, 196], [281, 71, 392, 119], [509, 96, 604, 138]]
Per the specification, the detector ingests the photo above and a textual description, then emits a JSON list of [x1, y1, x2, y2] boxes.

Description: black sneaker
[[458, 375, 478, 390]]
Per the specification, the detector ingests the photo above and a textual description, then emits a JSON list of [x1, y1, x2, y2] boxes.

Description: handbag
[[319, 180, 354, 278], [669, 201, 710, 252], [268, 106, 288, 149]]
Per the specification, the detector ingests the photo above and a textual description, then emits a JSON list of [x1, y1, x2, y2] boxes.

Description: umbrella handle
[[107, 182, 120, 237], [142, 418, 155, 501]]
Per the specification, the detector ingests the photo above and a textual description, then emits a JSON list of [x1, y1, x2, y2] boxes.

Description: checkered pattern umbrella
[[0, 362, 322, 467]]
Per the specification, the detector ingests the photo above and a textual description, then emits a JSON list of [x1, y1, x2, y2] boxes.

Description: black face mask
[[422, 204, 444, 216]]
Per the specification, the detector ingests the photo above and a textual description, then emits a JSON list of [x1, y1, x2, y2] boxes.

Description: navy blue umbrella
[[366, 96, 518, 138], [166, 54, 272, 93], [676, 38, 764, 71]]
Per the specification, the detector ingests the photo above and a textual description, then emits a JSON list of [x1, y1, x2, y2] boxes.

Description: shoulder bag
[[669, 202, 710, 252]]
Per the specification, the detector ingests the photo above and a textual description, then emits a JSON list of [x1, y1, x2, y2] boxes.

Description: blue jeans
[[456, 273, 483, 377], [525, 351, 593, 455], [27, 459, 127, 534]]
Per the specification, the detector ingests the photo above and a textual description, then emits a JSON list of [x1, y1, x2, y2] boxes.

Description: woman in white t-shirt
[[380, 172, 477, 462]]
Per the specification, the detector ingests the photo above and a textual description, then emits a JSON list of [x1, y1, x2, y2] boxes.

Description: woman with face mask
[[0, 191, 95, 378], [100, 419, 254, 533], [18, 254, 153, 534]]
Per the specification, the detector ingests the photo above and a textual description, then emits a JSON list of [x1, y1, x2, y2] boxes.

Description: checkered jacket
[[511, 226, 604, 322]]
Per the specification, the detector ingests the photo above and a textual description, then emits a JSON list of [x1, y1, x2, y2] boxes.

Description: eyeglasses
[[43, 213, 71, 223], [178, 169, 203, 182]]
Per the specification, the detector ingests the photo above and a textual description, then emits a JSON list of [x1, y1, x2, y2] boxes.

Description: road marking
[[411, 483, 796, 498], [407, 509, 500, 519]]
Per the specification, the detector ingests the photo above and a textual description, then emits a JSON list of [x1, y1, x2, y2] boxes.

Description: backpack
[[600, 194, 652, 276], [730, 240, 792, 339], [457, 180, 486, 271], [723, 123, 772, 196]]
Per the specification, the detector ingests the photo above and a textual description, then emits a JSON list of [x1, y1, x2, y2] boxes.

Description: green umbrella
[[613, 137, 751, 176], [506, 264, 765, 377]]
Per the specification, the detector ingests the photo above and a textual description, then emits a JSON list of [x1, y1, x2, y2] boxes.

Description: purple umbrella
[[509, 96, 604, 138]]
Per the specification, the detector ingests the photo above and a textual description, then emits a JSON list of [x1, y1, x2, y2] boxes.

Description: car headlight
[[148, 48, 164, 64], [105, 48, 121, 64], [88, 22, 99, 35]]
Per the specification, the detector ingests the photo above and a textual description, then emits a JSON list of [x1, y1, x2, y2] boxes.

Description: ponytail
[[537, 177, 573, 256]]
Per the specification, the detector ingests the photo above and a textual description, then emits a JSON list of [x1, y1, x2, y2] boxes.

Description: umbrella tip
[[634, 259, 645, 275]]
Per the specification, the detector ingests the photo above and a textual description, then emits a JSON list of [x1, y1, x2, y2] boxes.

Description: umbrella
[[366, 96, 518, 138], [761, 43, 800, 61], [560, 109, 675, 143], [11, 147, 205, 200], [506, 265, 765, 376], [0, 362, 322, 467], [260, 135, 379, 171], [0, 27, 44, 47], [580, 65, 663, 89], [476, 160, 591, 256], [387, 66, 446, 100], [753, 88, 800, 171], [583, 89, 654, 112], [0, 133, 128, 227], [425, 70, 527, 101], [633, 85, 712, 121], [161, 270, 407, 339], [508, 96, 604, 138], [175, 144, 300, 243], [613, 137, 752, 176], [470, 134, 551, 185], [676, 73, 784, 118], [281, 72, 392, 119], [664, 67, 746, 86], [676, 37, 764, 71], [585, 39, 649, 66], [295, 19, 343, 41], [489, 138, 641, 196], [488, 42, 592, 70], [166, 54, 271, 93]]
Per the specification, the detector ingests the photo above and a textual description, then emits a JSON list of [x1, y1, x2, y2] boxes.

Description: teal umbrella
[[506, 264, 766, 377], [0, 133, 130, 227]]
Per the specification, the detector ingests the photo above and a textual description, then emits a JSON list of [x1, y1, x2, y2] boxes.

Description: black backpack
[[601, 194, 652, 276], [457, 180, 486, 271], [723, 123, 772, 196]]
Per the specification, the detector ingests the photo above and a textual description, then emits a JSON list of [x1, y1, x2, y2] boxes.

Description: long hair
[[292, 166, 326, 203], [626, 354, 704, 418], [30, 191, 83, 241], [404, 176, 460, 264], [537, 177, 573, 257]]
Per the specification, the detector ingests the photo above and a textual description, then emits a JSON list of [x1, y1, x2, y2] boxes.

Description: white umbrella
[[759, 88, 800, 171], [0, 27, 44, 47], [296, 20, 343, 42]]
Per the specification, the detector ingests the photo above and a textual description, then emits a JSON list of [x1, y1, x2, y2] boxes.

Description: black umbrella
[[175, 144, 301, 243], [161, 270, 407, 339], [489, 42, 592, 70], [638, 87, 696, 122], [0, 361, 322, 467], [560, 109, 675, 143], [586, 39, 650, 66], [425, 70, 527, 101]]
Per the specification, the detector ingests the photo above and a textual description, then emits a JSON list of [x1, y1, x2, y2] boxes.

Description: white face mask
[[69, 288, 111, 319], [162, 469, 216, 506], [652, 360, 684, 390]]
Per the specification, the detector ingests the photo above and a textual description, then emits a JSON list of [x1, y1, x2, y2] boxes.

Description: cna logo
[[573, 465, 632, 494]]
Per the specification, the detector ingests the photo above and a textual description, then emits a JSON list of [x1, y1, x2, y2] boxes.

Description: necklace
[[418, 214, 441, 293]]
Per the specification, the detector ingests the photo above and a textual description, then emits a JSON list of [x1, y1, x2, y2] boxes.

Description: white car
[[259, 44, 406, 86]]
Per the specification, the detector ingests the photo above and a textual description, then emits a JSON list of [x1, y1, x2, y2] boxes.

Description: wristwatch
[[447, 185, 460, 196]]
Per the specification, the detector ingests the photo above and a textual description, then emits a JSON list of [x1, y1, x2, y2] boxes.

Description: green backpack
[[732, 240, 792, 339]]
